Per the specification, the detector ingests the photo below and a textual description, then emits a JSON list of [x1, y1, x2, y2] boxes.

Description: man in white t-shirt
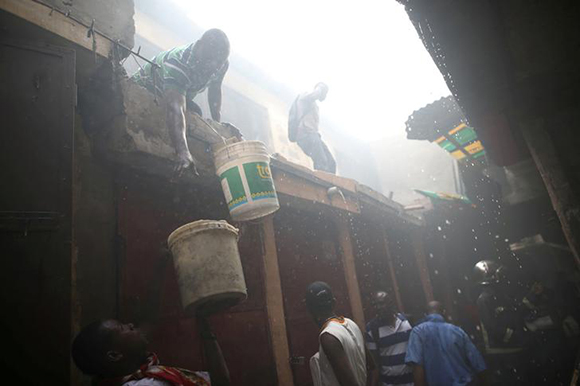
[[288, 83, 336, 174], [305, 281, 376, 386]]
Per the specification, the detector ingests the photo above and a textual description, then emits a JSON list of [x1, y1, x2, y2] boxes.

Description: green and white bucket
[[214, 140, 280, 221]]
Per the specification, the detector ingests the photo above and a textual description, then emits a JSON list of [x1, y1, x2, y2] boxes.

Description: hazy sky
[[170, 0, 450, 141]]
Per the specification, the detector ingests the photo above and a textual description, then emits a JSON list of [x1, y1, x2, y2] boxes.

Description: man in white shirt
[[288, 83, 337, 174], [306, 281, 376, 386]]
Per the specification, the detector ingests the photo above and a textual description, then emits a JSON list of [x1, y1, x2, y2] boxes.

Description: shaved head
[[427, 300, 444, 315]]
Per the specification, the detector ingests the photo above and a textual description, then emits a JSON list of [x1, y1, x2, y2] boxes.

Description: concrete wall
[[42, 0, 135, 48]]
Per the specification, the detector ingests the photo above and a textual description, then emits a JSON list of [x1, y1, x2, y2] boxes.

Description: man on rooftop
[[288, 83, 337, 174], [132, 29, 230, 174]]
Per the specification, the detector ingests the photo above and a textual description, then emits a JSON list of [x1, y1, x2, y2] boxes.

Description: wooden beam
[[381, 227, 405, 313], [411, 231, 434, 302], [335, 213, 366, 328], [0, 0, 112, 57], [260, 215, 294, 386], [521, 122, 580, 269], [273, 169, 360, 214]]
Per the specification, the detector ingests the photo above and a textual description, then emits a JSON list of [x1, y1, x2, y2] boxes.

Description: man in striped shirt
[[132, 29, 230, 174], [366, 291, 413, 386]]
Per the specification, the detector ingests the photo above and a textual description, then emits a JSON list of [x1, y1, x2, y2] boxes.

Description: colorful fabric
[[132, 44, 228, 99], [99, 353, 210, 386], [433, 124, 486, 161], [414, 189, 474, 207], [366, 314, 414, 386]]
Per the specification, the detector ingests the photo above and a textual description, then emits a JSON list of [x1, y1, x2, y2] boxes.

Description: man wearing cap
[[305, 281, 376, 386]]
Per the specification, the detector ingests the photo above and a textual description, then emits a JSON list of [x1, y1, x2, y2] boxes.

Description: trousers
[[297, 131, 336, 174]]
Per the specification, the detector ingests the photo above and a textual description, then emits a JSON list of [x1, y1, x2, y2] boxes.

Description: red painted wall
[[274, 208, 353, 386], [117, 174, 276, 385]]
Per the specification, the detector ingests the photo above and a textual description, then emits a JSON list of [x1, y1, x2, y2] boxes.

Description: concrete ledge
[[92, 78, 240, 179]]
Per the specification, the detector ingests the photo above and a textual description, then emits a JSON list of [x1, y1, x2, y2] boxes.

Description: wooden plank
[[260, 215, 294, 386], [381, 227, 405, 313], [273, 169, 360, 214], [0, 0, 112, 57], [411, 231, 434, 302], [521, 122, 580, 268], [335, 214, 366, 328]]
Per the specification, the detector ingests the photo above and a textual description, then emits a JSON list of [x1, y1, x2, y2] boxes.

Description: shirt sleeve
[[365, 325, 377, 352], [405, 328, 423, 365], [461, 330, 487, 373]]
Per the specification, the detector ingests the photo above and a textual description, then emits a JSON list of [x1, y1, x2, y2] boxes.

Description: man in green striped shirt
[[132, 29, 230, 174]]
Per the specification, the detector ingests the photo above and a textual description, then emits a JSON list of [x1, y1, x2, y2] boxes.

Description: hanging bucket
[[214, 140, 280, 221], [167, 220, 247, 315]]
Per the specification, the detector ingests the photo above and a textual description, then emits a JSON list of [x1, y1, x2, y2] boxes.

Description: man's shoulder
[[446, 322, 470, 337], [345, 317, 363, 333]]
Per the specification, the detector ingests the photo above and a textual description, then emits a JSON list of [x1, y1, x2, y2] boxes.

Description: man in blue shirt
[[405, 301, 488, 386]]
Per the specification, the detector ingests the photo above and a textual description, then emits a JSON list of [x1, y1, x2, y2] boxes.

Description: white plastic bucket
[[214, 140, 280, 221], [167, 220, 247, 315]]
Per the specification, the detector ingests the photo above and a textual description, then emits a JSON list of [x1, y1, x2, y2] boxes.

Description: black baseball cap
[[305, 281, 334, 310]]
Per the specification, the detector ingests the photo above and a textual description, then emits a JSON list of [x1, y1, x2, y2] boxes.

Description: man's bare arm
[[165, 89, 197, 174], [412, 364, 426, 386], [320, 332, 360, 386], [364, 345, 378, 386], [208, 83, 222, 122], [199, 316, 230, 386]]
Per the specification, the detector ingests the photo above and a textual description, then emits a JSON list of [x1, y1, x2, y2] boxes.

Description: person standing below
[[473, 261, 529, 385], [366, 291, 413, 386], [132, 29, 231, 174], [405, 301, 488, 386], [288, 83, 337, 174], [305, 281, 376, 386]]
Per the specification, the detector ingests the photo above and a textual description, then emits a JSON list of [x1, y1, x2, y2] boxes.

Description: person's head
[[314, 82, 329, 101], [473, 260, 499, 286], [426, 300, 444, 316], [71, 320, 149, 378], [305, 281, 336, 326], [372, 291, 396, 322], [192, 29, 230, 77]]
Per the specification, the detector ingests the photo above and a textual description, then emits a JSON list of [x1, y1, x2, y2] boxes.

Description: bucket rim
[[167, 220, 239, 249], [213, 140, 269, 165]]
